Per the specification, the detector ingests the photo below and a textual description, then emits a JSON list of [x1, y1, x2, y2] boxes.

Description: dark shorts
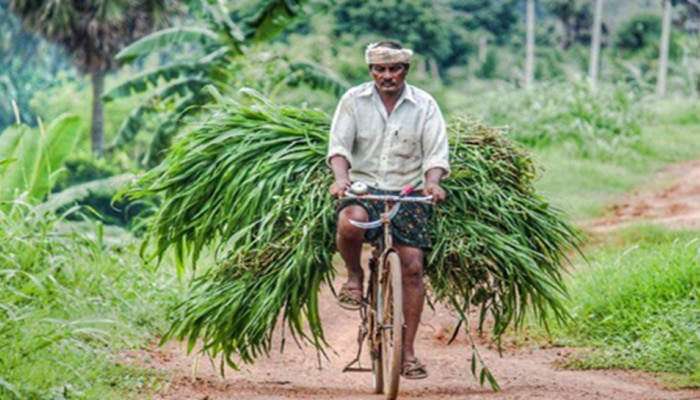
[[336, 186, 433, 250]]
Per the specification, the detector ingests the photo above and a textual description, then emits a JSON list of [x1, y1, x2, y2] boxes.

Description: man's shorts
[[336, 186, 433, 250]]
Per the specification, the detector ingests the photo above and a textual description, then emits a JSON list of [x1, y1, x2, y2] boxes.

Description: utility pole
[[589, 0, 604, 91], [525, 0, 536, 89], [657, 0, 673, 97]]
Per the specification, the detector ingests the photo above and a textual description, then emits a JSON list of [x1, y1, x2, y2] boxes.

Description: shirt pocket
[[393, 128, 419, 159]]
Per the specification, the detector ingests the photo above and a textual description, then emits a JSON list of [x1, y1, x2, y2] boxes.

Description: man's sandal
[[337, 283, 363, 311], [401, 358, 428, 380]]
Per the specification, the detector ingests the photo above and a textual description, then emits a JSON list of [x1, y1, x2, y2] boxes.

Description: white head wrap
[[365, 42, 413, 65]]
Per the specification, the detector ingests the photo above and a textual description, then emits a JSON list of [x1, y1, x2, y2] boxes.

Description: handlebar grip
[[400, 186, 415, 196], [400, 179, 422, 197]]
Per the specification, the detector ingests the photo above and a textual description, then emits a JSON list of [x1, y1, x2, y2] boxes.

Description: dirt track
[[137, 161, 700, 400]]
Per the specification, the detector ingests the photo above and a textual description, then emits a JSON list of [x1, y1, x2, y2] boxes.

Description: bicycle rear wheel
[[379, 251, 403, 399]]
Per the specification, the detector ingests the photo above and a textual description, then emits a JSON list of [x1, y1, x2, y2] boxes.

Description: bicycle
[[340, 182, 432, 400]]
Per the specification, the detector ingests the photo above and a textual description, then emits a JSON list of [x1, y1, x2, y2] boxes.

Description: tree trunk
[[525, 0, 536, 89], [561, 17, 573, 50], [479, 35, 488, 63], [429, 58, 440, 82], [90, 70, 105, 157], [657, 0, 673, 97], [589, 0, 604, 91], [416, 58, 427, 76]]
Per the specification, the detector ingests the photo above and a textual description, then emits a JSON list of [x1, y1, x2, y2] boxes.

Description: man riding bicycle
[[327, 40, 450, 380]]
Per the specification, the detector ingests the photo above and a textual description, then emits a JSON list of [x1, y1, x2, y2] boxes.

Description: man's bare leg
[[395, 244, 425, 365], [336, 205, 369, 293]]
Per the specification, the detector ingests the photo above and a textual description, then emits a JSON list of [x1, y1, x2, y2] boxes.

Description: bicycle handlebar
[[341, 188, 433, 229], [342, 191, 434, 204]]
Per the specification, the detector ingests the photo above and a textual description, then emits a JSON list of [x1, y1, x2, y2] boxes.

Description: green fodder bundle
[[128, 91, 581, 371], [430, 119, 580, 339]]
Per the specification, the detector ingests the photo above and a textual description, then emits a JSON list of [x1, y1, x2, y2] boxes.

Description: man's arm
[[327, 92, 356, 198], [421, 99, 450, 203], [423, 167, 447, 203], [329, 156, 351, 198]]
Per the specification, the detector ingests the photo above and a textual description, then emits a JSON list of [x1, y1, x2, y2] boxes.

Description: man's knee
[[337, 205, 368, 239], [397, 246, 424, 283]]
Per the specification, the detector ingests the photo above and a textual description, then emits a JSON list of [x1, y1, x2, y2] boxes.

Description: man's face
[[370, 63, 408, 96]]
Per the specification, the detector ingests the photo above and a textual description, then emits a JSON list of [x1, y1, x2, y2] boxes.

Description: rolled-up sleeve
[[421, 100, 450, 177], [327, 93, 356, 167]]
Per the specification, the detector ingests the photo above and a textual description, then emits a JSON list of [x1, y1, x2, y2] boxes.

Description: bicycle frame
[[340, 189, 432, 397]]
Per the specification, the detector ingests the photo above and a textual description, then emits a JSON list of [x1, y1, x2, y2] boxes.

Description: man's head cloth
[[365, 42, 413, 65]]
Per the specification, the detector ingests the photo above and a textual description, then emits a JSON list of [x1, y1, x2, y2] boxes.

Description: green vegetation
[[121, 90, 579, 390], [7, 0, 179, 155], [104, 0, 347, 167], [1, 0, 700, 396], [0, 204, 180, 399], [448, 79, 643, 152], [0, 114, 83, 207], [548, 226, 699, 386], [535, 98, 700, 220]]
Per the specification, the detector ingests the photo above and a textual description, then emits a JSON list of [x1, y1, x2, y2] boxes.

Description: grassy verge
[[519, 96, 700, 388], [547, 225, 700, 388], [0, 205, 181, 399], [534, 99, 700, 220]]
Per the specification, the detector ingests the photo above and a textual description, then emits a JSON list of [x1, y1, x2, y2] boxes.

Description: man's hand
[[424, 168, 447, 203], [329, 156, 351, 198], [423, 181, 446, 203], [329, 179, 351, 198]]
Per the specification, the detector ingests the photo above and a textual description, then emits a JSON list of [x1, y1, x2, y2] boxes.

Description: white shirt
[[327, 82, 450, 191]]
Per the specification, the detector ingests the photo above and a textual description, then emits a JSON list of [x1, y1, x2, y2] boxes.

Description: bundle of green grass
[[127, 89, 580, 375]]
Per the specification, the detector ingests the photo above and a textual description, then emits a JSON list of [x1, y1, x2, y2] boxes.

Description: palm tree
[[9, 0, 179, 157]]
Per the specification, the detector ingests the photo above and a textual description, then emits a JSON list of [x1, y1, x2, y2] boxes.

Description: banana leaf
[[0, 114, 83, 207]]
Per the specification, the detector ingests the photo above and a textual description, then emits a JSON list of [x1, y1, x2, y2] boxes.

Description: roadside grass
[[0, 204, 181, 399], [534, 101, 700, 220], [545, 225, 700, 387], [446, 82, 700, 221], [512, 96, 700, 388]]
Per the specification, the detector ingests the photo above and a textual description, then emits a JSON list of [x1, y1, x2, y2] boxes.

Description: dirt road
[[139, 161, 700, 400]]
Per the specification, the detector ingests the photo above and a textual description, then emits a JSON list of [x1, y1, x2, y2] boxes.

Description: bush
[[52, 153, 123, 193], [614, 13, 663, 52]]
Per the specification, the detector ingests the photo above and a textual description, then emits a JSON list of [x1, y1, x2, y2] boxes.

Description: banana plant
[[0, 114, 83, 209], [103, 0, 348, 166]]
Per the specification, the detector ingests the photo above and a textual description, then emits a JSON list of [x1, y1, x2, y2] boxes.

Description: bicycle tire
[[381, 251, 403, 399], [371, 258, 384, 394]]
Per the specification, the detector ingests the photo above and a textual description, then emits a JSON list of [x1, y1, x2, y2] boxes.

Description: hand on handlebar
[[422, 182, 446, 204], [329, 179, 351, 198]]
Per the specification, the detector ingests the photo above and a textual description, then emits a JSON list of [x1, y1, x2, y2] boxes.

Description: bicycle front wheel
[[380, 251, 403, 399]]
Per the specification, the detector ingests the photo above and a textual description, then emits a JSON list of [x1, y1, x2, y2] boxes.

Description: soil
[[133, 161, 700, 400]]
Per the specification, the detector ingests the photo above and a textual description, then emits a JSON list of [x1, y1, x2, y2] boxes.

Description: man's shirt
[[327, 82, 450, 191]]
